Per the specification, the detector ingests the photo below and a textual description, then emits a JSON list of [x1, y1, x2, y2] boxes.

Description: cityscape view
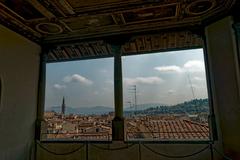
[[42, 49, 210, 141]]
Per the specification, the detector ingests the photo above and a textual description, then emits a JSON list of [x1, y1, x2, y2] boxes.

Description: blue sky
[[45, 48, 208, 109]]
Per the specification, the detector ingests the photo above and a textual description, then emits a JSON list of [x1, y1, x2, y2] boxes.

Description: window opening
[[41, 58, 114, 141], [123, 49, 210, 141]]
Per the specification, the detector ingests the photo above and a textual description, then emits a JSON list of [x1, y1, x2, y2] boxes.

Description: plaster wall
[[0, 25, 41, 160], [37, 142, 212, 160], [205, 16, 240, 159]]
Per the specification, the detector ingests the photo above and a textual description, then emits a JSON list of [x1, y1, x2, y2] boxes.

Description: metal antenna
[[186, 71, 199, 114], [186, 71, 196, 100], [134, 85, 137, 115], [128, 85, 137, 116], [126, 101, 133, 117]]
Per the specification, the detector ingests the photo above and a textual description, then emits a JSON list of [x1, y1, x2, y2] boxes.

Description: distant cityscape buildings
[[42, 112, 209, 141], [42, 98, 209, 141]]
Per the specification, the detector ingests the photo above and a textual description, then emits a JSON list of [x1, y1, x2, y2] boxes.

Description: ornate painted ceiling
[[0, 0, 236, 61], [0, 0, 236, 43]]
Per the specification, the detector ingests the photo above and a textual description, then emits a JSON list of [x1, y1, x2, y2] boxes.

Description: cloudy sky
[[45, 48, 209, 109]]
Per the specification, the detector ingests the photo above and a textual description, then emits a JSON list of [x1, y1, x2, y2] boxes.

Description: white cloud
[[154, 60, 205, 74], [154, 65, 183, 73], [124, 76, 164, 86], [168, 89, 176, 94], [183, 60, 205, 73], [193, 76, 204, 81], [53, 84, 66, 90], [186, 84, 200, 89], [63, 74, 93, 85]]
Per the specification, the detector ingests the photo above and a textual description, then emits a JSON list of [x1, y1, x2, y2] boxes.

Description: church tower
[[61, 96, 66, 115]]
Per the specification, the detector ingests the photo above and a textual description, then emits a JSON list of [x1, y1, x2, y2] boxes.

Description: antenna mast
[[128, 85, 137, 115], [134, 85, 137, 115], [186, 71, 199, 114], [187, 72, 196, 100]]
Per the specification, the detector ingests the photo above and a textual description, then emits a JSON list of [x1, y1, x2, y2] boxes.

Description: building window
[[123, 49, 210, 141], [41, 58, 114, 141]]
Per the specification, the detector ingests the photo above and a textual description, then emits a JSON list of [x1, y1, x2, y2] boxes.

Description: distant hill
[[124, 103, 166, 111], [125, 99, 209, 116], [46, 99, 209, 116], [46, 103, 166, 115], [46, 106, 114, 115]]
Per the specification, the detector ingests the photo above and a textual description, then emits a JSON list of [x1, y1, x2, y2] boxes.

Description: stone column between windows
[[112, 44, 124, 141]]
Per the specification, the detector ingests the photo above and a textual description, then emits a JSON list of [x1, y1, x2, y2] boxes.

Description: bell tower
[[61, 96, 66, 115]]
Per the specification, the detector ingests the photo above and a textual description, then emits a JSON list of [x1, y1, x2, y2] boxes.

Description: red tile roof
[[126, 119, 209, 141]]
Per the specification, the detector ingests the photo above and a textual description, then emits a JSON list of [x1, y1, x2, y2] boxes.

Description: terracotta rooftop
[[42, 114, 209, 141], [126, 119, 209, 141]]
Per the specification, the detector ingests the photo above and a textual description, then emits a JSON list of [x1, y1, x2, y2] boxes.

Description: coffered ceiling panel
[[0, 0, 236, 44], [122, 3, 178, 24], [61, 14, 116, 31], [0, 0, 44, 20], [66, 0, 133, 10]]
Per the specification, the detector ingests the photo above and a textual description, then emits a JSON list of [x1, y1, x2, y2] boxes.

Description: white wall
[[0, 25, 41, 160]]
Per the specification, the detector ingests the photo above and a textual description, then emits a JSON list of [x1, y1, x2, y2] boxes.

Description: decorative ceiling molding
[[36, 22, 63, 34], [26, 0, 56, 19], [47, 31, 203, 62], [185, 0, 216, 16], [0, 0, 236, 44]]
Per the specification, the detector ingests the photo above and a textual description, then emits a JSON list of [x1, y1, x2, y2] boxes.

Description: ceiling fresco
[[0, 0, 236, 44]]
